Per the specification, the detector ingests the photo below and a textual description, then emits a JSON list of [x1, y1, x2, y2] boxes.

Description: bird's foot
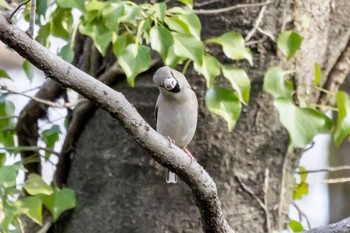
[[182, 147, 196, 165], [167, 136, 175, 148]]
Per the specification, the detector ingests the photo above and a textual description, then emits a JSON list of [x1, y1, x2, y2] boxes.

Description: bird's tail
[[166, 169, 177, 183]]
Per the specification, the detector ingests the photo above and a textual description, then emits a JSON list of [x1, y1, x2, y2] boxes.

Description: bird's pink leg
[[167, 136, 175, 148], [182, 147, 196, 165]]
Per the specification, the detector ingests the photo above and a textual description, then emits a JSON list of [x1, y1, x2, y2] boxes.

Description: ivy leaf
[[0, 163, 22, 188], [207, 32, 253, 65], [277, 31, 303, 60], [165, 12, 201, 40], [118, 44, 152, 87], [205, 87, 241, 131], [119, 4, 141, 23], [42, 125, 61, 160], [0, 0, 12, 10], [17, 196, 43, 225], [79, 18, 113, 56], [150, 26, 174, 62], [293, 182, 309, 200], [50, 8, 73, 40], [23, 173, 53, 195], [314, 63, 321, 86], [222, 65, 250, 105], [58, 44, 75, 63], [0, 69, 11, 79], [178, 0, 193, 7], [299, 166, 307, 183], [42, 188, 76, 222], [37, 0, 48, 19], [263, 66, 293, 99], [102, 3, 124, 30], [0, 99, 16, 147], [153, 2, 166, 22], [22, 60, 34, 81], [289, 220, 304, 232], [334, 91, 350, 146], [36, 23, 51, 47], [173, 33, 204, 65], [112, 33, 132, 57], [194, 55, 221, 88], [164, 44, 180, 68], [56, 0, 85, 11], [274, 98, 332, 148]]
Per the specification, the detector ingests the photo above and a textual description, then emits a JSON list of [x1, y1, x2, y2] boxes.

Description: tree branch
[[304, 216, 350, 233], [0, 13, 235, 233]]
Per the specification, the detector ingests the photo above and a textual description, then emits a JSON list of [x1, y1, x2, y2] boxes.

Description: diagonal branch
[[0, 13, 235, 233]]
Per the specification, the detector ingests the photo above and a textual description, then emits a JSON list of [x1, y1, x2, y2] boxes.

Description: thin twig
[[296, 165, 350, 174], [26, 0, 36, 38], [257, 27, 275, 41], [194, 0, 220, 7], [17, 218, 25, 233], [264, 168, 272, 233], [322, 177, 350, 184], [0, 115, 18, 120], [193, 0, 273, 15], [0, 85, 86, 108], [6, 0, 31, 22], [0, 146, 60, 156], [36, 216, 53, 233], [235, 172, 271, 233], [291, 203, 311, 229], [245, 1, 269, 41]]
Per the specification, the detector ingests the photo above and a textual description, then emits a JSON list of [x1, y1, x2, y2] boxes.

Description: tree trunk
[[50, 0, 350, 232]]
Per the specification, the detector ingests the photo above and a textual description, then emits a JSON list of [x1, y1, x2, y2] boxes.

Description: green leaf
[[314, 63, 321, 86], [118, 44, 152, 87], [112, 33, 132, 57], [79, 18, 113, 56], [274, 99, 332, 148], [0, 69, 11, 79], [0, 153, 6, 165], [178, 0, 193, 8], [23, 173, 53, 195], [0, 163, 22, 188], [299, 166, 307, 183], [56, 0, 85, 11], [153, 2, 166, 22], [289, 220, 304, 232], [0, 0, 12, 10], [293, 182, 309, 200], [205, 87, 241, 131], [22, 60, 34, 81], [42, 125, 60, 160], [17, 196, 43, 225], [194, 55, 221, 88], [50, 8, 73, 39], [334, 91, 350, 146], [42, 188, 76, 221], [173, 33, 204, 65], [102, 3, 124, 30], [58, 44, 74, 63], [119, 4, 141, 23], [150, 25, 174, 61], [36, 23, 51, 47], [263, 66, 293, 99], [222, 65, 250, 105], [0, 99, 15, 147], [207, 32, 253, 65], [165, 12, 201, 40], [164, 44, 180, 68], [37, 0, 48, 19], [277, 31, 303, 60]]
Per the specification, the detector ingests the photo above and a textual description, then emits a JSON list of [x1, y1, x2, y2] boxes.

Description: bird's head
[[153, 66, 190, 95]]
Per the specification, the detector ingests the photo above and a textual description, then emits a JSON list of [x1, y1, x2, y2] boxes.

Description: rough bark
[[304, 217, 350, 233]]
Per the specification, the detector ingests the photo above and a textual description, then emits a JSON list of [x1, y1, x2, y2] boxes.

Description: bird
[[153, 66, 198, 183]]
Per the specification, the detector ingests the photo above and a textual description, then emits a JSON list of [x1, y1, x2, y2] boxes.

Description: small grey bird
[[153, 66, 198, 183]]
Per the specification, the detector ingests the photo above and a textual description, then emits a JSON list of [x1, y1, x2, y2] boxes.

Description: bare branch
[[26, 0, 35, 38], [0, 14, 235, 233], [5, 0, 30, 22], [0, 85, 86, 108], [322, 177, 350, 184], [245, 0, 269, 41], [0, 146, 59, 156], [304, 216, 350, 233], [193, 0, 273, 15], [296, 165, 350, 174], [291, 203, 311, 229]]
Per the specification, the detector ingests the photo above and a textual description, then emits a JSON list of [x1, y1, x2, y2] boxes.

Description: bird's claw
[[182, 147, 196, 165], [167, 136, 175, 148]]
